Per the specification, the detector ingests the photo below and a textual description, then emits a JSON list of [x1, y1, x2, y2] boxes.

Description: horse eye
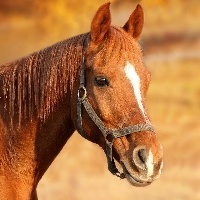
[[95, 76, 109, 87]]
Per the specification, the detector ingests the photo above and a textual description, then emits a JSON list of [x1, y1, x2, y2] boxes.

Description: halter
[[77, 37, 155, 179]]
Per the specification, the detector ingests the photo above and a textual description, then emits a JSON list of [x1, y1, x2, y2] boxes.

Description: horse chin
[[120, 162, 152, 187]]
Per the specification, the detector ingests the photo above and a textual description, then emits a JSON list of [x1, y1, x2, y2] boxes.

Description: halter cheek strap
[[77, 37, 155, 179]]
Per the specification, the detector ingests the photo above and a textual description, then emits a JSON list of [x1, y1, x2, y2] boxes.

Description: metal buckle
[[78, 86, 87, 101], [105, 132, 114, 143]]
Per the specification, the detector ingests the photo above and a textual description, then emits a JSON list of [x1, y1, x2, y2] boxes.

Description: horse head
[[71, 3, 163, 187]]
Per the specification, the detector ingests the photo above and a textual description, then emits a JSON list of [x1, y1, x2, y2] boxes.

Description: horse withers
[[0, 3, 163, 200]]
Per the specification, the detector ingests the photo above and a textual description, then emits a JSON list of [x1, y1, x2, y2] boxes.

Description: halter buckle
[[78, 86, 87, 101], [105, 132, 115, 143]]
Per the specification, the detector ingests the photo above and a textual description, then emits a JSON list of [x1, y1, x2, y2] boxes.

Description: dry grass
[[148, 59, 200, 164]]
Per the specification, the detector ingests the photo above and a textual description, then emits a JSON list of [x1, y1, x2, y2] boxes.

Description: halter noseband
[[77, 37, 155, 179]]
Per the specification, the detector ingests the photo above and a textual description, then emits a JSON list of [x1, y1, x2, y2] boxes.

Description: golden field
[[0, 0, 200, 199]]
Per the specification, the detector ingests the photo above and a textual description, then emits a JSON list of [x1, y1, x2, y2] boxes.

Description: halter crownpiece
[[77, 36, 155, 179]]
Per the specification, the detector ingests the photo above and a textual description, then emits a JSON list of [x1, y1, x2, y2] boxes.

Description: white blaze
[[146, 150, 154, 177], [124, 61, 146, 119], [124, 62, 155, 177]]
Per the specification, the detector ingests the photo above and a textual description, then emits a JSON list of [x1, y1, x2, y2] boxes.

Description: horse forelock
[[91, 26, 142, 69], [1, 33, 88, 127]]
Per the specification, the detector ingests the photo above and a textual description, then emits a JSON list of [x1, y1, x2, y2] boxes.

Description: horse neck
[[0, 33, 88, 197], [1, 33, 87, 125]]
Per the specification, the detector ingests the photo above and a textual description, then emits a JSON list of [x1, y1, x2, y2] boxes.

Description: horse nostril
[[133, 147, 155, 177], [138, 148, 147, 164], [133, 146, 148, 170]]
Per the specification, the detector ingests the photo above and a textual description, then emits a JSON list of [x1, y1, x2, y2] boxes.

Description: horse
[[0, 3, 163, 200]]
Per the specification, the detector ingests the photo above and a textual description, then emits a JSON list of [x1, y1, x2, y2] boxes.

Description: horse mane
[[0, 33, 88, 127]]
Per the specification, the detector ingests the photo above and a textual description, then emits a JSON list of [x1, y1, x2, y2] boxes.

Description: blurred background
[[0, 0, 200, 199]]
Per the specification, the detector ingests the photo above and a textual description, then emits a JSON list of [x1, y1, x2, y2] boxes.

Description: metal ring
[[105, 132, 114, 143], [78, 86, 87, 101]]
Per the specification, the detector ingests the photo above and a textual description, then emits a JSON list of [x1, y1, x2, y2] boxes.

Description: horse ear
[[90, 2, 111, 44], [123, 4, 144, 40]]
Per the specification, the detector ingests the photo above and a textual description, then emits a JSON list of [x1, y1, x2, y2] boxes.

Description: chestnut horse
[[0, 3, 163, 200]]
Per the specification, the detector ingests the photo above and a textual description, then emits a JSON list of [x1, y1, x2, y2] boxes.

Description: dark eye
[[95, 76, 109, 87]]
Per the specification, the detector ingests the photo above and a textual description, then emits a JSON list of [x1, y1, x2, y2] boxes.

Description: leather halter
[[77, 37, 155, 179]]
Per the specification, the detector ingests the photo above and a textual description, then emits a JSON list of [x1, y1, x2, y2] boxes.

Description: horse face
[[76, 3, 163, 186]]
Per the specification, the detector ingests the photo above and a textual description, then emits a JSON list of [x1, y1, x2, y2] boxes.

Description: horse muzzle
[[120, 145, 163, 187]]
